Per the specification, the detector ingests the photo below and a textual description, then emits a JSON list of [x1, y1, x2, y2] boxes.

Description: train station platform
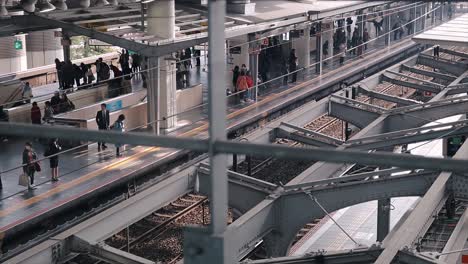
[[0, 37, 420, 250]]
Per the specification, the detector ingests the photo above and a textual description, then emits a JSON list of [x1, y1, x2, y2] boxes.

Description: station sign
[[107, 100, 123, 112], [14, 40, 22, 50]]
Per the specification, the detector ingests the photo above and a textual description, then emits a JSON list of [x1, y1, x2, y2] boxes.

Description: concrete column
[[315, 25, 322, 74], [147, 0, 176, 130], [248, 34, 258, 101], [377, 198, 391, 242], [0, 35, 27, 74], [292, 28, 310, 69], [26, 29, 63, 69], [147, 57, 159, 134], [159, 58, 177, 129]]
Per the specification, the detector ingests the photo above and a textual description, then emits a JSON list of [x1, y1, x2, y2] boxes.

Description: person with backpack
[[112, 114, 125, 157], [45, 138, 61, 181]]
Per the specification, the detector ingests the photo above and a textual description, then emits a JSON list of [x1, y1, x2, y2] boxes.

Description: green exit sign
[[14, 40, 22, 50]]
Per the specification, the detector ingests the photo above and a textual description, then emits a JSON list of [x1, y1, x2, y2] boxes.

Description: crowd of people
[[232, 64, 255, 103], [175, 47, 201, 89]]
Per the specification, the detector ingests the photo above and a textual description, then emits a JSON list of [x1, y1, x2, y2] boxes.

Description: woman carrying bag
[[45, 139, 61, 182], [112, 114, 125, 157], [21, 142, 40, 190]]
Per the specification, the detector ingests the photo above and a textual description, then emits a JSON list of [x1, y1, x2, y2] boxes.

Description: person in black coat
[[46, 138, 61, 181], [50, 91, 61, 114], [95, 103, 110, 151]]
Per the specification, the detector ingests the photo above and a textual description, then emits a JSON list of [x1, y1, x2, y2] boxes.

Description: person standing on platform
[[236, 71, 249, 103], [45, 138, 61, 181], [95, 59, 102, 83], [232, 65, 240, 91], [22, 82, 33, 104], [288, 49, 298, 83], [112, 114, 125, 157], [59, 93, 75, 113], [246, 70, 254, 101], [96, 103, 110, 152], [50, 91, 61, 114], [80, 63, 88, 85], [43, 101, 54, 123], [30, 102, 41, 125], [433, 45, 440, 57], [363, 28, 369, 50], [340, 43, 347, 65], [22, 142, 38, 190], [55, 58, 64, 89]]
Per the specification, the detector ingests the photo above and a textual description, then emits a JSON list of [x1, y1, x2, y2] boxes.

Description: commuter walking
[[236, 71, 249, 102], [30, 102, 41, 125], [22, 142, 38, 190], [80, 63, 89, 85], [232, 65, 240, 90], [43, 101, 54, 123], [96, 103, 110, 151], [50, 91, 61, 114], [22, 82, 33, 104], [59, 93, 75, 113], [433, 45, 440, 57], [363, 28, 369, 50], [112, 114, 125, 157], [55, 58, 64, 89], [45, 138, 61, 181], [288, 49, 298, 83]]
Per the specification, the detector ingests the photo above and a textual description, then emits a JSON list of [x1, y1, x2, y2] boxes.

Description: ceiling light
[[20, 0, 37, 13], [140, 0, 154, 3], [53, 0, 67, 10], [79, 0, 90, 8], [94, 0, 109, 7], [38, 0, 56, 12], [0, 0, 8, 16]]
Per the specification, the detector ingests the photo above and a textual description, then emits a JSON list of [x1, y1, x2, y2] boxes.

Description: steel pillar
[[377, 198, 391, 242], [184, 0, 231, 263]]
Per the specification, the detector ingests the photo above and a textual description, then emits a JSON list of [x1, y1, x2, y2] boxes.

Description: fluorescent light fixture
[[140, 0, 154, 3], [94, 0, 109, 7], [53, 0, 67, 10], [20, 0, 37, 13], [79, 0, 90, 8], [0, 0, 8, 16], [38, 0, 56, 12]]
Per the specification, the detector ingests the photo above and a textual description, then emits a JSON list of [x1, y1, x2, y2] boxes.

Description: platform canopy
[[412, 13, 468, 47]]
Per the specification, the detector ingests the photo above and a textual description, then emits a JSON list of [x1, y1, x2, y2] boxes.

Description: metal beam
[[9, 14, 208, 58], [400, 64, 456, 82], [276, 128, 338, 148], [386, 70, 445, 88], [198, 165, 275, 214], [347, 124, 468, 150], [397, 250, 444, 264], [431, 71, 468, 101], [417, 54, 468, 76], [279, 122, 344, 145], [439, 208, 468, 263], [328, 100, 381, 129], [381, 74, 441, 93], [71, 237, 154, 264], [375, 140, 468, 264], [358, 85, 422, 107], [439, 47, 468, 59], [242, 247, 383, 263]]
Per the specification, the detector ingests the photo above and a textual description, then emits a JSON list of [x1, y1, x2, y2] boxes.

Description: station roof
[[0, 0, 388, 57], [412, 13, 468, 47]]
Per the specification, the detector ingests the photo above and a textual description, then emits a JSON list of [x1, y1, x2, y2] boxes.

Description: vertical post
[[377, 198, 391, 242], [61, 32, 71, 62], [208, 0, 227, 236], [249, 33, 259, 102], [140, 2, 145, 30], [431, 1, 435, 26], [147, 57, 160, 134], [315, 25, 322, 74], [232, 154, 237, 172]]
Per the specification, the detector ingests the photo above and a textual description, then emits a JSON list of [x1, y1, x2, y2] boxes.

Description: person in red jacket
[[236, 71, 249, 102], [30, 102, 42, 125]]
